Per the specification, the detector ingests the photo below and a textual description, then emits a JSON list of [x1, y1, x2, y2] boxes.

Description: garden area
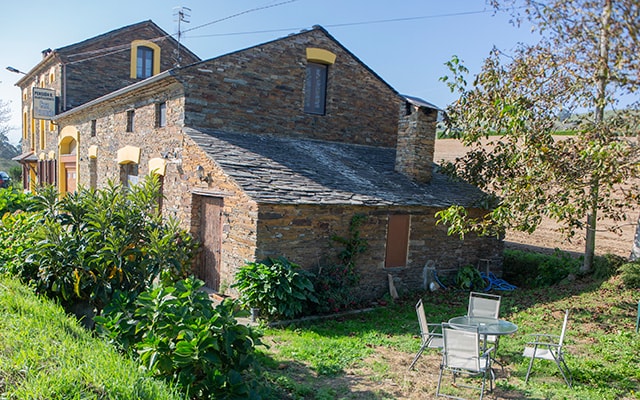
[[0, 180, 638, 399]]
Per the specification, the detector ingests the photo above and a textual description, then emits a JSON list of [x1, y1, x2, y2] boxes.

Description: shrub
[[619, 262, 640, 288], [96, 277, 265, 399], [0, 186, 36, 215], [233, 257, 318, 320], [23, 177, 196, 314], [593, 253, 627, 280], [503, 248, 580, 288], [0, 210, 41, 277], [455, 264, 486, 291]]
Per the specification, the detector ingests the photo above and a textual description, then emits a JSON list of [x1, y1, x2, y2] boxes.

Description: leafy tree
[[437, 0, 640, 271], [0, 100, 19, 159]]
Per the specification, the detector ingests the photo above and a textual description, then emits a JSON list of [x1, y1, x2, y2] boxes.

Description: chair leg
[[524, 346, 538, 384], [435, 364, 444, 397], [556, 357, 572, 388], [408, 345, 426, 371]]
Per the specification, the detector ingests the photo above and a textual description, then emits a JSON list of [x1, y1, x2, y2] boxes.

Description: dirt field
[[434, 138, 637, 258]]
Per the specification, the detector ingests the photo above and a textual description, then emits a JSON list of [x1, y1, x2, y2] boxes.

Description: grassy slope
[[0, 275, 183, 400]]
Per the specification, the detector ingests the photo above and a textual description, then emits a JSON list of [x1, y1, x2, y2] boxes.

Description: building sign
[[32, 87, 56, 120]]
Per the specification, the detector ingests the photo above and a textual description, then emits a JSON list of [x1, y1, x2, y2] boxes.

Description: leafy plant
[[233, 257, 318, 320], [95, 277, 265, 399], [455, 265, 485, 290], [310, 214, 369, 315], [23, 176, 196, 315], [619, 262, 640, 288]]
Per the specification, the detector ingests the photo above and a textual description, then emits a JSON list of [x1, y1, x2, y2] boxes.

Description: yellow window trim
[[130, 40, 161, 79], [149, 157, 167, 176], [88, 145, 98, 159], [306, 48, 336, 65], [117, 145, 141, 165]]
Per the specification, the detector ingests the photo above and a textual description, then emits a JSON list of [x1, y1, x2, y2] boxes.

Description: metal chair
[[408, 299, 443, 370], [522, 309, 572, 387], [436, 323, 494, 400], [468, 292, 501, 351]]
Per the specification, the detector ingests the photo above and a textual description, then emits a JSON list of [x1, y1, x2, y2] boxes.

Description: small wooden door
[[198, 196, 223, 290], [65, 164, 77, 193], [385, 214, 410, 268]]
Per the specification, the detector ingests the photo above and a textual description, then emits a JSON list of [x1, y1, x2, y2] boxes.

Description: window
[[126, 110, 135, 132], [90, 120, 97, 137], [156, 102, 167, 127], [304, 62, 328, 115], [120, 163, 139, 189], [136, 46, 154, 79], [130, 40, 161, 79]]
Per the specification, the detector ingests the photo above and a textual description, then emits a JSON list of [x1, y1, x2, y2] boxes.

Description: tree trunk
[[583, 0, 612, 272], [631, 213, 640, 261]]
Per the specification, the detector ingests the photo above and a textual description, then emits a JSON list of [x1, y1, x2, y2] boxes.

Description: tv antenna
[[173, 6, 191, 67]]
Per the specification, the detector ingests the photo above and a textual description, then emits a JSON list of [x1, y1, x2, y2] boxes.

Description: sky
[[0, 0, 538, 145]]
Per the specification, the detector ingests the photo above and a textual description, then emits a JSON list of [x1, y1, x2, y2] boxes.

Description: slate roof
[[185, 127, 486, 208]]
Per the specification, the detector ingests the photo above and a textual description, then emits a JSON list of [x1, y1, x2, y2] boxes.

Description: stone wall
[[255, 203, 503, 301], [176, 27, 402, 148]]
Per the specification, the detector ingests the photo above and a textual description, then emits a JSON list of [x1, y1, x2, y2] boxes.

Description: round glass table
[[448, 315, 518, 336]]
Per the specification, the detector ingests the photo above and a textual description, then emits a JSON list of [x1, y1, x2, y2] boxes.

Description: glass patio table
[[448, 315, 518, 337]]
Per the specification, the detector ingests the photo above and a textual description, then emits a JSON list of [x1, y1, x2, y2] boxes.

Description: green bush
[[619, 262, 640, 288], [96, 277, 264, 399], [503, 248, 580, 288], [233, 257, 318, 320], [23, 177, 196, 314], [0, 210, 41, 276], [0, 186, 36, 215], [455, 264, 486, 290]]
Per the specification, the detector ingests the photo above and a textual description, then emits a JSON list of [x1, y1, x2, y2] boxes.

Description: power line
[[187, 9, 497, 38]]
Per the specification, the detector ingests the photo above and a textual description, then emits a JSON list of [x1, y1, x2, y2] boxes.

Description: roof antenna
[[173, 6, 191, 67]]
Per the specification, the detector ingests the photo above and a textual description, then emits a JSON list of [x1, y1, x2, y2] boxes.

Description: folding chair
[[468, 292, 501, 352], [409, 299, 443, 370], [522, 309, 572, 388], [436, 323, 494, 400]]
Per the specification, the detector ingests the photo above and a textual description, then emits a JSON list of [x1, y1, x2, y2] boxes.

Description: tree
[[437, 0, 640, 272], [0, 100, 18, 160]]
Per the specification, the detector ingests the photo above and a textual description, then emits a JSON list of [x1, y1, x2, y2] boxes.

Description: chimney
[[41, 48, 52, 58], [395, 97, 438, 183]]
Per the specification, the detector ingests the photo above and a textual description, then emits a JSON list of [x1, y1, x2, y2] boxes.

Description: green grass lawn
[[257, 274, 640, 399]]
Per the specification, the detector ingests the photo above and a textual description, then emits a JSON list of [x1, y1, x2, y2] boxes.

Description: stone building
[[21, 23, 502, 300], [11, 20, 200, 191]]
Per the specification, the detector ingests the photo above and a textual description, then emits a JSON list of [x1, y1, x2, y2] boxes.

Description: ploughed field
[[434, 138, 637, 258]]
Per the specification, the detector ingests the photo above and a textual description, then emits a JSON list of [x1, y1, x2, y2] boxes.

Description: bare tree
[[438, 0, 640, 271], [0, 100, 18, 160]]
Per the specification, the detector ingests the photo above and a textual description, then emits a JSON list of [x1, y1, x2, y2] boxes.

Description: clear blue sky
[[0, 0, 537, 145]]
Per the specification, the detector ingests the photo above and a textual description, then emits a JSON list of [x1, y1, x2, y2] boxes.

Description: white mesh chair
[[436, 323, 494, 400], [408, 299, 443, 370], [468, 292, 501, 352], [523, 309, 572, 387]]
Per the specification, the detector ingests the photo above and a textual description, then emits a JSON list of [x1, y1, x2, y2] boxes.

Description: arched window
[[130, 40, 161, 79]]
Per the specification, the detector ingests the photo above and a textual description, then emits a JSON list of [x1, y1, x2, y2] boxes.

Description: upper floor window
[[130, 40, 161, 79], [303, 48, 336, 116], [304, 62, 328, 115], [90, 120, 97, 137], [137, 46, 154, 79]]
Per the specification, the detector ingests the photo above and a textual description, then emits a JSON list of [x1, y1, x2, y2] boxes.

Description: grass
[[0, 275, 182, 400], [256, 274, 640, 399]]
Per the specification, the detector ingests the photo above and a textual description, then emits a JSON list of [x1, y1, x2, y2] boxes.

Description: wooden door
[[65, 163, 77, 193], [385, 214, 410, 268], [198, 196, 223, 290]]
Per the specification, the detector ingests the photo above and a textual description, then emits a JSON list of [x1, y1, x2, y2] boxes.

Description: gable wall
[[179, 28, 402, 147], [64, 25, 199, 110]]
